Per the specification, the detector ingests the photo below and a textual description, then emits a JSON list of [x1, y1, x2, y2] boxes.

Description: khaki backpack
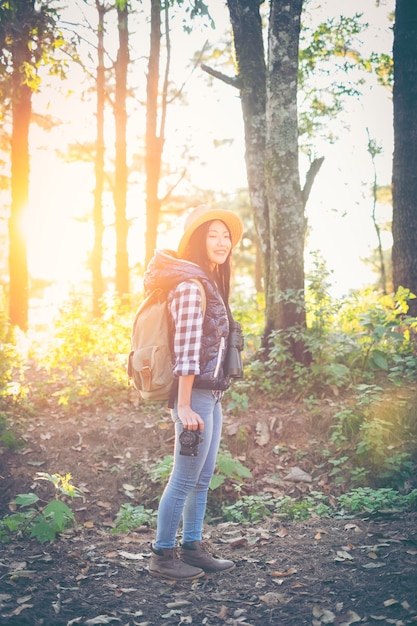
[[127, 279, 206, 401]]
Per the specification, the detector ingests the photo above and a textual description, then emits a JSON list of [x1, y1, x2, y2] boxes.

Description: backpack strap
[[190, 279, 206, 317]]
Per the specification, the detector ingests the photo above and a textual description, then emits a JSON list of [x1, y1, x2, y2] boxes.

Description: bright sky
[[7, 0, 395, 327]]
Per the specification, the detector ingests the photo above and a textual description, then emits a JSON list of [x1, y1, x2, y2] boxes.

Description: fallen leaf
[[17, 595, 32, 604], [335, 550, 354, 562], [9, 570, 36, 580], [271, 568, 297, 577], [283, 467, 312, 483], [255, 421, 270, 446], [96, 501, 112, 508], [0, 594, 12, 603], [166, 601, 192, 608], [118, 550, 144, 560], [338, 609, 361, 624], [344, 523, 361, 532], [312, 605, 335, 623], [83, 521, 94, 528], [218, 605, 229, 619], [383, 599, 399, 607], [6, 604, 34, 617], [84, 616, 122, 625], [259, 592, 288, 606], [227, 536, 248, 549]]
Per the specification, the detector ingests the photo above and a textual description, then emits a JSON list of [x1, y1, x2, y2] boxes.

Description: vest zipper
[[213, 336, 225, 379]]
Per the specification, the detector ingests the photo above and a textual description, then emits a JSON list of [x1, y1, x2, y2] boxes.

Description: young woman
[[144, 204, 244, 580]]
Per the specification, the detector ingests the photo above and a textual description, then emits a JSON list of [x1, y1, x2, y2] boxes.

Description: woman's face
[[205, 220, 232, 268]]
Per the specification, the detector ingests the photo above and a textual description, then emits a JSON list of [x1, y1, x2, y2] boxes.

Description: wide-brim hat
[[177, 204, 243, 258]]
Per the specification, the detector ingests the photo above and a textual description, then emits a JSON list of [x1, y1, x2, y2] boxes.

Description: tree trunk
[[265, 0, 307, 361], [392, 0, 417, 316], [226, 0, 308, 361], [145, 0, 163, 268], [9, 46, 31, 332], [92, 0, 106, 316], [114, 2, 129, 296]]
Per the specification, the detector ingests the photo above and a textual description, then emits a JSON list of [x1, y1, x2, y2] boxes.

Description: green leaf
[[370, 350, 388, 370], [209, 474, 225, 490], [13, 493, 39, 507], [44, 500, 74, 531], [30, 518, 57, 543]]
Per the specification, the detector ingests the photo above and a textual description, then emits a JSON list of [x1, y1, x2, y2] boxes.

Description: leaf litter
[[0, 400, 416, 625]]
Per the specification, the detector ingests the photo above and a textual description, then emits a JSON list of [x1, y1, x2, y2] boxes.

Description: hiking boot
[[149, 545, 205, 580], [181, 541, 235, 573]]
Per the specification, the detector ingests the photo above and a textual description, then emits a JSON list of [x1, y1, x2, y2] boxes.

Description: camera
[[179, 429, 202, 456], [224, 321, 244, 378]]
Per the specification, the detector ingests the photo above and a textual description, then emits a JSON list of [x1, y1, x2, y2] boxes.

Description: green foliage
[[337, 487, 417, 514], [244, 276, 417, 402], [0, 473, 79, 544], [222, 488, 416, 525], [0, 0, 66, 96], [329, 382, 417, 489], [112, 503, 157, 533], [225, 387, 249, 414], [0, 412, 22, 450], [222, 493, 275, 523], [148, 455, 174, 483], [33, 297, 132, 408], [223, 491, 333, 524], [209, 449, 252, 490]]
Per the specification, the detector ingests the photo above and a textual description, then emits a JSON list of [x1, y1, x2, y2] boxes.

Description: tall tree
[[145, 0, 164, 268], [92, 0, 109, 316], [114, 0, 129, 296], [0, 0, 63, 331], [143, 1, 212, 268], [223, 0, 315, 362], [205, 2, 375, 359], [392, 0, 417, 316]]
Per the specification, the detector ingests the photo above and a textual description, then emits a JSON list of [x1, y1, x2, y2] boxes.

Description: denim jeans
[[154, 388, 223, 549]]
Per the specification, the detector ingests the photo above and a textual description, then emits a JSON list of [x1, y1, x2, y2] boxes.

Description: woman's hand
[[178, 404, 204, 432], [177, 375, 204, 432]]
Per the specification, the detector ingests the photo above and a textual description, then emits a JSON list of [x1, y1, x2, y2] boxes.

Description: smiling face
[[205, 220, 232, 268]]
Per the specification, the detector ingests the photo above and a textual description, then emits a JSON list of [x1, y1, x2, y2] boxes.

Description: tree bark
[[9, 43, 31, 332], [265, 0, 307, 361], [392, 0, 417, 316], [145, 0, 163, 268], [226, 0, 308, 361], [92, 0, 106, 316], [114, 2, 129, 296], [226, 0, 269, 286]]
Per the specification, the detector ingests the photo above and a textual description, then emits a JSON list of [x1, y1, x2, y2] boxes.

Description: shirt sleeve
[[169, 281, 204, 377]]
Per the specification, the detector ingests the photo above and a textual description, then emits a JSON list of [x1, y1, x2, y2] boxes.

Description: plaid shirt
[[168, 281, 204, 377]]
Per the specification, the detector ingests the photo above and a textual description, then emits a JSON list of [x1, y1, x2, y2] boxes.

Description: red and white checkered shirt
[[168, 281, 204, 377]]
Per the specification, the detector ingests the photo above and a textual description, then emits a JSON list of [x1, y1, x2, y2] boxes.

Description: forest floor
[[0, 389, 416, 626]]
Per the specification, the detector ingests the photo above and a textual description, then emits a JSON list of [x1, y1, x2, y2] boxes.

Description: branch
[[302, 156, 325, 206], [201, 63, 242, 89]]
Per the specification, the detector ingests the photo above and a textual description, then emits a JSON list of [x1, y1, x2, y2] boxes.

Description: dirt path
[[1, 398, 416, 625]]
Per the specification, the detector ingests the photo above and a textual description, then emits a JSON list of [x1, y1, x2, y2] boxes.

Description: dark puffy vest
[[144, 250, 230, 390]]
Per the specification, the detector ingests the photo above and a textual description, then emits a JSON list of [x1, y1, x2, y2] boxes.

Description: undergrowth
[[1, 273, 417, 542]]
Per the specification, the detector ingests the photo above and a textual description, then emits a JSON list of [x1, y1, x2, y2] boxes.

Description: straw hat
[[177, 205, 243, 258]]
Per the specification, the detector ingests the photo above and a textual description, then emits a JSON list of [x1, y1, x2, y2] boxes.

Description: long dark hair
[[181, 220, 232, 304]]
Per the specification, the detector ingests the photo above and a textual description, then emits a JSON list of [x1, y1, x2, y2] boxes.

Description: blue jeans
[[154, 388, 223, 549]]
